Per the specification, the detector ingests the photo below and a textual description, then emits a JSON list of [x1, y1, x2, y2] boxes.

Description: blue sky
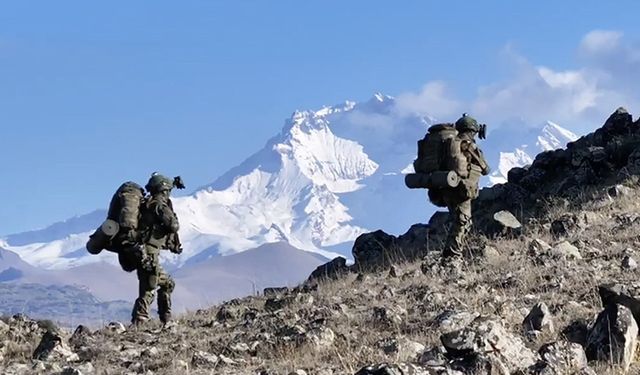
[[1, 1, 639, 234]]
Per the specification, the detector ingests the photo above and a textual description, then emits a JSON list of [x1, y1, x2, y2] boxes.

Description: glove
[[170, 246, 183, 255], [119, 229, 138, 246]]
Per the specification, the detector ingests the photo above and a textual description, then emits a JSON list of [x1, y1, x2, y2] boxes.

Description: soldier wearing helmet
[[132, 172, 183, 325], [442, 114, 490, 260]]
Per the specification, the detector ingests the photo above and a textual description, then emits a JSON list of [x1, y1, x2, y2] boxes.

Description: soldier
[[442, 114, 490, 259], [131, 173, 183, 325]]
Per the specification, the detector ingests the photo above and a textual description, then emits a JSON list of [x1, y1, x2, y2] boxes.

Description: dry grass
[[3, 183, 640, 374]]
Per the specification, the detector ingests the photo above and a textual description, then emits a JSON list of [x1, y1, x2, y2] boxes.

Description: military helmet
[[145, 172, 173, 194], [455, 113, 479, 133]]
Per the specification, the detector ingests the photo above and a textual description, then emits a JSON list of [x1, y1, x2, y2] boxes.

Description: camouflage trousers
[[443, 198, 472, 258], [131, 247, 175, 324]]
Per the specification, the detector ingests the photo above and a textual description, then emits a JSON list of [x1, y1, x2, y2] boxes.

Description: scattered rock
[[263, 287, 289, 297], [417, 347, 448, 367], [388, 265, 399, 278], [355, 363, 460, 375], [216, 305, 236, 322], [434, 310, 478, 334], [378, 337, 425, 362], [523, 302, 555, 336], [622, 255, 637, 270], [550, 241, 582, 260], [264, 297, 288, 312], [585, 303, 637, 372], [598, 283, 640, 326], [492, 210, 522, 233], [306, 327, 335, 348], [551, 214, 583, 238], [537, 341, 589, 373], [192, 350, 219, 368], [481, 245, 500, 261], [441, 316, 537, 373], [372, 306, 405, 326], [32, 330, 78, 362], [106, 322, 126, 334], [608, 184, 633, 198], [528, 239, 552, 256]]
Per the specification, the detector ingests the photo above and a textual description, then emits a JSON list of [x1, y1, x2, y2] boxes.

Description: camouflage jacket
[[140, 193, 180, 250], [460, 139, 490, 179]]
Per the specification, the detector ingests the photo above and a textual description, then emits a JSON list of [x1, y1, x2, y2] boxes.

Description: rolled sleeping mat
[[101, 219, 120, 237], [85, 219, 120, 255], [405, 171, 460, 189]]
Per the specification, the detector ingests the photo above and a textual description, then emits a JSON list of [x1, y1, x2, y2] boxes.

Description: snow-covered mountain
[[1, 94, 577, 272], [485, 121, 578, 185]]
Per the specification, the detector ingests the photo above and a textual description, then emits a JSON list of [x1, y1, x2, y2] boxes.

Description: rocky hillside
[[2, 108, 640, 374]]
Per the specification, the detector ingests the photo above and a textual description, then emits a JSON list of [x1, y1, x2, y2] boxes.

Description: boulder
[[537, 341, 589, 373], [441, 316, 537, 373], [308, 257, 350, 281], [32, 330, 78, 362], [550, 214, 583, 238], [585, 303, 637, 372], [263, 287, 289, 297], [528, 239, 552, 257], [492, 210, 522, 232], [106, 321, 126, 334], [306, 327, 335, 349], [523, 302, 555, 336], [377, 337, 425, 362], [622, 255, 638, 270], [608, 184, 633, 198], [598, 283, 640, 326], [352, 230, 398, 271], [355, 363, 462, 375], [434, 310, 478, 334], [216, 305, 237, 322]]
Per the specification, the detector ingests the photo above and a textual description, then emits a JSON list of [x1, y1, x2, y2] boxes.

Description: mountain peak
[[538, 121, 578, 151], [372, 92, 393, 103]]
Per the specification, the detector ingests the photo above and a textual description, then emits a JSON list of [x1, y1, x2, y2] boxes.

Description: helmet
[[145, 172, 173, 194], [455, 113, 479, 133]]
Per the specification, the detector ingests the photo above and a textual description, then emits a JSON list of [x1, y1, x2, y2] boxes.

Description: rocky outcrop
[[585, 303, 638, 372], [472, 107, 640, 233]]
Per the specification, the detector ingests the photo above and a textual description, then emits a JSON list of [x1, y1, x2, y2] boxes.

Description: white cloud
[[394, 81, 461, 119], [391, 30, 639, 132], [579, 30, 623, 56]]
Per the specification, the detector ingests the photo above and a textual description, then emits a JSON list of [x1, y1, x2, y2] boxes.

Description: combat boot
[[159, 313, 172, 325]]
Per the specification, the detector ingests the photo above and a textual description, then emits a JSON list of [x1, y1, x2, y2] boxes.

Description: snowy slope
[[2, 94, 577, 271], [486, 121, 578, 185]]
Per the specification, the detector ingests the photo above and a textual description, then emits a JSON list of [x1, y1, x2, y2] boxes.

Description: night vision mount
[[173, 176, 186, 190]]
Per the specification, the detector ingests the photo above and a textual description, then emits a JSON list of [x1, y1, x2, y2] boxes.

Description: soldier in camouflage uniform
[[131, 173, 182, 325], [442, 114, 490, 259]]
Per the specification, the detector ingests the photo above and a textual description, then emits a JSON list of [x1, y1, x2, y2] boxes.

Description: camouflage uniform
[[132, 176, 181, 325], [442, 116, 490, 258]]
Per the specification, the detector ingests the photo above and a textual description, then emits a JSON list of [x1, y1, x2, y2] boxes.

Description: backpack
[[413, 124, 459, 174], [107, 181, 146, 233], [86, 182, 146, 258]]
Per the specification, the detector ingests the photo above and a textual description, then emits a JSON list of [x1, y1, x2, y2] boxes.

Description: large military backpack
[[86, 182, 146, 257], [405, 124, 465, 192]]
